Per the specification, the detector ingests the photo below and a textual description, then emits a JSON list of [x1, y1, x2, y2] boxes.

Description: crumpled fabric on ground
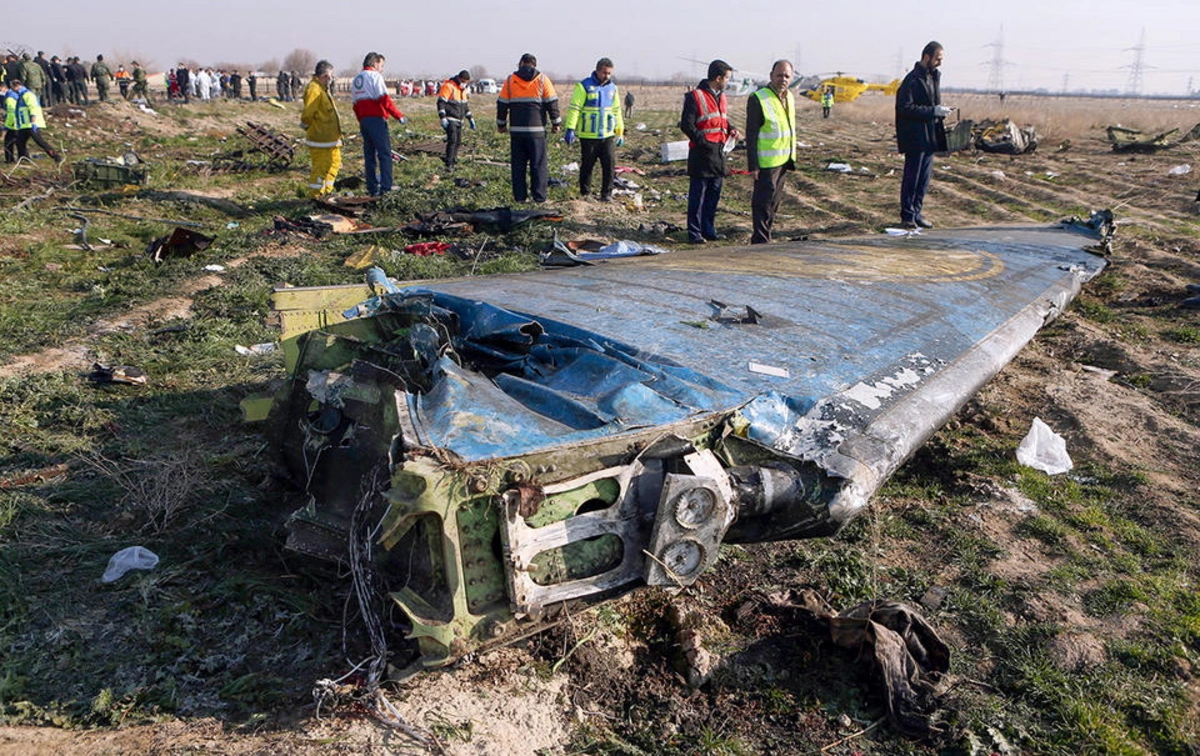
[[768, 589, 950, 736]]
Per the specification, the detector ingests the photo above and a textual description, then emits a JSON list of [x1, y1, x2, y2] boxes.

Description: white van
[[477, 78, 499, 94]]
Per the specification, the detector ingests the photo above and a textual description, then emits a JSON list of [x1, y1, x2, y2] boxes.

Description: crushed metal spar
[[250, 215, 1111, 670]]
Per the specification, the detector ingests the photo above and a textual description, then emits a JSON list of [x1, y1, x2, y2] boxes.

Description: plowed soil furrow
[[788, 174, 895, 229]]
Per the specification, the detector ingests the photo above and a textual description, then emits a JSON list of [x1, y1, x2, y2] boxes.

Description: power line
[[1123, 29, 1148, 95]]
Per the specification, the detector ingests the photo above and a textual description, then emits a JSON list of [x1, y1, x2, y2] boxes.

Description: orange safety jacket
[[497, 68, 560, 135], [688, 87, 728, 147]]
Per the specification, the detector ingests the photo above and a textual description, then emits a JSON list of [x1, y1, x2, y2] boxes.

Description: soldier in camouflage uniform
[[91, 55, 113, 102]]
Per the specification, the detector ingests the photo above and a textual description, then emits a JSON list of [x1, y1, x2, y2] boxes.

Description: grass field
[[0, 85, 1198, 754]]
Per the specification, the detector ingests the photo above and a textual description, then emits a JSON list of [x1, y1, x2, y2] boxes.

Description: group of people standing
[[1, 52, 141, 108], [681, 40, 951, 244]]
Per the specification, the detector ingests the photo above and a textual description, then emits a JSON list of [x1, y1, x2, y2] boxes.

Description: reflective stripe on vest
[[691, 88, 728, 143], [753, 88, 795, 168]]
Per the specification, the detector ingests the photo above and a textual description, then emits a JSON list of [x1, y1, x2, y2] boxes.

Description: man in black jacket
[[679, 60, 740, 244], [49, 56, 66, 105], [895, 41, 953, 229]]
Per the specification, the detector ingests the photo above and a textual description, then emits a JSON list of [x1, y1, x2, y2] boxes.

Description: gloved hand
[[440, 118, 449, 130], [30, 124, 38, 132], [933, 105, 953, 118], [551, 123, 561, 134], [616, 136, 624, 148], [398, 116, 408, 125], [468, 117, 476, 130], [564, 129, 577, 145], [498, 124, 507, 134]]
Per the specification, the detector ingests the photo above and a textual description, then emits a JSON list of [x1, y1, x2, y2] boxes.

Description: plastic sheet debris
[[826, 162, 853, 173], [147, 227, 215, 263], [87, 363, 148, 386], [884, 227, 922, 236], [102, 546, 160, 583], [1168, 164, 1192, 176], [561, 162, 580, 173], [540, 234, 669, 266], [1017, 417, 1073, 475], [235, 343, 278, 357], [989, 170, 1006, 181], [203, 264, 226, 272]]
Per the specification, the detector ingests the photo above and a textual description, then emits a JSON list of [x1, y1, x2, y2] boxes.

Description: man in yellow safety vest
[[745, 60, 797, 244]]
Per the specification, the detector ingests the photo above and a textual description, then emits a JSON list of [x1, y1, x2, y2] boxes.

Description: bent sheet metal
[[261, 219, 1108, 667]]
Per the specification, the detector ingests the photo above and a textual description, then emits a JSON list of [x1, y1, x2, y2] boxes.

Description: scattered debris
[[235, 343, 278, 357], [540, 235, 668, 266], [203, 264, 226, 272], [976, 119, 1038, 155], [1168, 164, 1192, 176], [660, 140, 689, 163], [1016, 417, 1073, 475], [72, 157, 150, 189], [638, 220, 681, 237], [0, 463, 69, 489], [766, 590, 950, 736], [1106, 125, 1179, 153], [405, 241, 453, 257], [101, 546, 160, 583], [404, 207, 563, 236], [147, 227, 216, 263], [87, 363, 148, 386], [212, 122, 295, 172]]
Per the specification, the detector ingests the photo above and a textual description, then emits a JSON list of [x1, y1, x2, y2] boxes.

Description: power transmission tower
[[983, 27, 1011, 94], [1061, 73, 1070, 95], [1123, 29, 1146, 95]]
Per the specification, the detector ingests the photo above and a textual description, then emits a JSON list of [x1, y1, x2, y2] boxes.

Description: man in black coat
[[34, 52, 53, 105], [48, 56, 66, 105], [176, 64, 191, 103], [895, 41, 953, 229]]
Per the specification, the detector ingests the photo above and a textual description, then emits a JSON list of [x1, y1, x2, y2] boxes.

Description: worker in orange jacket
[[497, 53, 561, 203], [437, 70, 476, 170]]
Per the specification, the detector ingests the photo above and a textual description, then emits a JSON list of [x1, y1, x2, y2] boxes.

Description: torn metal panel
[[261, 220, 1108, 667], [1106, 125, 1179, 153]]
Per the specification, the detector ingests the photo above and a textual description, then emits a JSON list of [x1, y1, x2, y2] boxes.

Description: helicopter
[[795, 73, 901, 103]]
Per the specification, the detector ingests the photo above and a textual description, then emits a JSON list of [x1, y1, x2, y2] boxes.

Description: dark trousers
[[72, 81, 88, 104], [751, 166, 790, 244], [118, 81, 129, 98], [51, 81, 64, 104], [5, 129, 58, 162], [359, 116, 393, 195], [579, 137, 615, 199], [900, 151, 935, 223], [687, 176, 723, 241], [443, 121, 462, 168], [249, 82, 257, 100], [40, 84, 53, 107], [510, 135, 548, 202]]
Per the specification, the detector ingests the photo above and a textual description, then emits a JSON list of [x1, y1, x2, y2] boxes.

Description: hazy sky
[[8, 0, 1199, 94]]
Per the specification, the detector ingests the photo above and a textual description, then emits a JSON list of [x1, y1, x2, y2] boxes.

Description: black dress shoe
[[703, 234, 725, 241], [914, 217, 934, 229], [688, 237, 707, 244]]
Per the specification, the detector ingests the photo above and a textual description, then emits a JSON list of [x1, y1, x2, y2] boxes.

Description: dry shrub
[[81, 451, 209, 535]]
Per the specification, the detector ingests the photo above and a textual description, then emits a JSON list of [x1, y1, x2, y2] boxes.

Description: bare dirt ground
[[1, 87, 1198, 753]]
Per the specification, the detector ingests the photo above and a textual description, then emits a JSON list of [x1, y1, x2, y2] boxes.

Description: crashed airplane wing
[[260, 219, 1109, 667]]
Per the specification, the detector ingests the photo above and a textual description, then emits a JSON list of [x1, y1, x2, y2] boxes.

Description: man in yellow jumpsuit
[[301, 60, 343, 197]]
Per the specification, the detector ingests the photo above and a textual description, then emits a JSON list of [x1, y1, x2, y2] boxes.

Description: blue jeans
[[687, 176, 723, 241], [900, 151, 935, 223], [359, 116, 393, 195]]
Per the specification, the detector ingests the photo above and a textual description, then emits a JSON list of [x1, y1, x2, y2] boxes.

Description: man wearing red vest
[[679, 60, 741, 244]]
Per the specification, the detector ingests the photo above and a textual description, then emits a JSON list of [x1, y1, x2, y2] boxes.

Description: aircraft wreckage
[[251, 216, 1111, 668]]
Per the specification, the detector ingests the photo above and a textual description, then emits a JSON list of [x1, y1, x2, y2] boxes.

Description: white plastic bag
[[102, 546, 160, 583], [1016, 417, 1073, 475]]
